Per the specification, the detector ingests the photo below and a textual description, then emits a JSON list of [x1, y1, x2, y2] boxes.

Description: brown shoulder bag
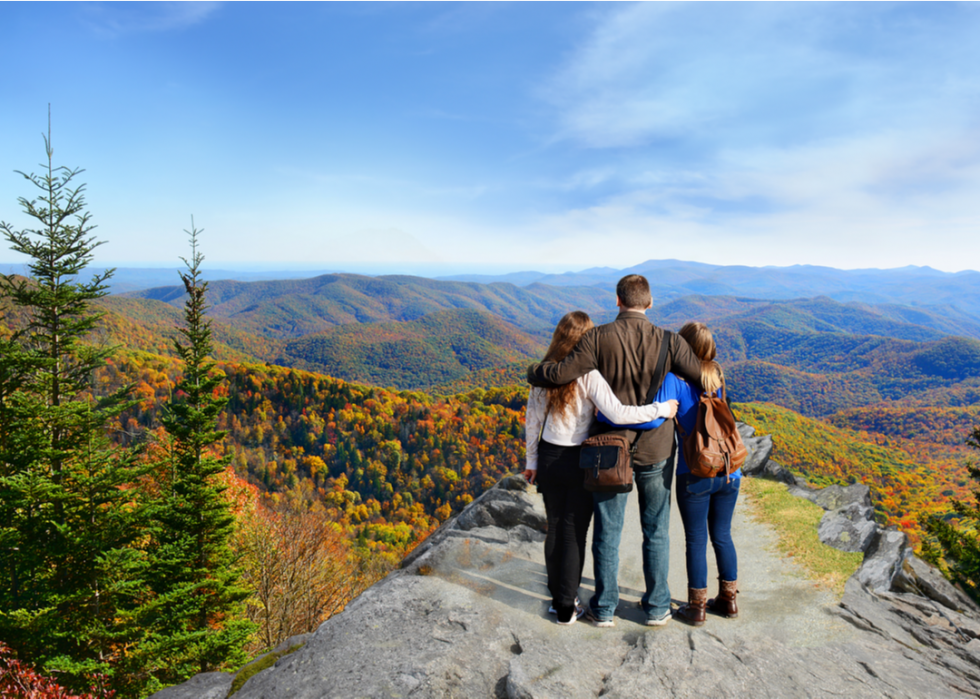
[[580, 331, 672, 493]]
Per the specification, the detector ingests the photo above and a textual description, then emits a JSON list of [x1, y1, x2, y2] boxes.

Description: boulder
[[814, 483, 872, 512], [402, 475, 545, 571], [854, 527, 912, 592], [759, 458, 805, 486], [818, 502, 878, 553], [892, 556, 980, 615], [456, 488, 547, 533], [740, 433, 773, 477]]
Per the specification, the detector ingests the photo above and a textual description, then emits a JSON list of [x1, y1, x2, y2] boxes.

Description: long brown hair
[[678, 322, 724, 394], [543, 311, 593, 417]]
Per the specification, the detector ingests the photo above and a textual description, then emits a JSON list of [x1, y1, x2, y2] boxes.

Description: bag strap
[[645, 330, 673, 405], [537, 395, 550, 444], [629, 330, 673, 452]]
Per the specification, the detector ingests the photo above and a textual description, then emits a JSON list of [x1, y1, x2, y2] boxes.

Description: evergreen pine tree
[[137, 221, 254, 690], [0, 119, 146, 691], [921, 425, 980, 602]]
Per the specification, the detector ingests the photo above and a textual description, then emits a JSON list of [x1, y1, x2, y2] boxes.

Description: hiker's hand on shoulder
[[662, 400, 679, 419]]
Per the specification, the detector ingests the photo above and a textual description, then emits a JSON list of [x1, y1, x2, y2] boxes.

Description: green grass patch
[[227, 643, 304, 697], [742, 477, 863, 596]]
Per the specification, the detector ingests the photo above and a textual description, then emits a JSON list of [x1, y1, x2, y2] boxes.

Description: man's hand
[[523, 469, 537, 485], [661, 400, 679, 419]]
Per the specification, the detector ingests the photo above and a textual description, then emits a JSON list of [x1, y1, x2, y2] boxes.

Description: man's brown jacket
[[527, 310, 702, 466]]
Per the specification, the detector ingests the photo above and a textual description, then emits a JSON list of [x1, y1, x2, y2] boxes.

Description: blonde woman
[[523, 311, 677, 625]]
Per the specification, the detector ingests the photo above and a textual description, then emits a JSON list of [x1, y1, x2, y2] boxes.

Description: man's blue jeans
[[589, 457, 673, 622]]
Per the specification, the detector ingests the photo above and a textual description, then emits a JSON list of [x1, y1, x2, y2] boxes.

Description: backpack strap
[[629, 330, 672, 454]]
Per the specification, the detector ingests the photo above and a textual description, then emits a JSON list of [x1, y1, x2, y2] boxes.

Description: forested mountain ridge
[[107, 274, 980, 403], [276, 309, 546, 389], [723, 333, 980, 417], [14, 275, 980, 421], [1, 276, 282, 363], [107, 343, 969, 551], [123, 273, 616, 337]]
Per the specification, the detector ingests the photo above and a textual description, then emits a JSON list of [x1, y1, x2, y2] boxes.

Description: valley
[[65, 268, 980, 550]]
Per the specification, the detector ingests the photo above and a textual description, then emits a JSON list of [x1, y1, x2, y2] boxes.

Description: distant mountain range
[[8, 266, 980, 417], [7, 258, 980, 319], [440, 259, 980, 319], [99, 274, 980, 414], [123, 273, 617, 337], [0, 264, 341, 295]]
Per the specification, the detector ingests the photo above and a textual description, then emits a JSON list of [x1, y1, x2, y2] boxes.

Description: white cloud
[[512, 3, 980, 272], [79, 2, 221, 37]]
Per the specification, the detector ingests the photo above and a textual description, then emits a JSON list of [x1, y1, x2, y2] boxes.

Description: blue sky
[[2, 2, 980, 274]]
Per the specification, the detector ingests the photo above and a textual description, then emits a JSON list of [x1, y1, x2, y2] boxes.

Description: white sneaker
[[645, 610, 672, 626], [585, 607, 615, 627]]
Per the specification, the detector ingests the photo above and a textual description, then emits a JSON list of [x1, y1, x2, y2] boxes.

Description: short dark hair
[[616, 274, 651, 309]]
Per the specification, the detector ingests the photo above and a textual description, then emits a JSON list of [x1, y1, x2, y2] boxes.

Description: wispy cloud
[[509, 3, 980, 270], [79, 2, 221, 37], [541, 3, 980, 153]]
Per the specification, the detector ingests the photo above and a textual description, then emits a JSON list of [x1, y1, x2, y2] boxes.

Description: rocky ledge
[[157, 425, 980, 698]]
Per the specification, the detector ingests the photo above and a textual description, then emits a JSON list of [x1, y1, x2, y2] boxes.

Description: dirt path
[[574, 481, 854, 646]]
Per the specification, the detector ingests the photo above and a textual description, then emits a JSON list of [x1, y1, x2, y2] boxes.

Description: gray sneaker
[[585, 607, 615, 628], [645, 610, 672, 626]]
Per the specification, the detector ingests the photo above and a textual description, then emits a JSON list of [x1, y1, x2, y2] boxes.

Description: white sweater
[[525, 369, 672, 471]]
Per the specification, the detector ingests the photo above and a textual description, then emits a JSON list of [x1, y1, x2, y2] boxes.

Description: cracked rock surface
[[158, 435, 980, 698]]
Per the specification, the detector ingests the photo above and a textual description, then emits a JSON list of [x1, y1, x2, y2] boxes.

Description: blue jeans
[[590, 458, 673, 622], [675, 473, 740, 589]]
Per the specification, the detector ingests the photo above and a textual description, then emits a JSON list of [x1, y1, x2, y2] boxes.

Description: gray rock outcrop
[[816, 484, 878, 553], [157, 426, 980, 698]]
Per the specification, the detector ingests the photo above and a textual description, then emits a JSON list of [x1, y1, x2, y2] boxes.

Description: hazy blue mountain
[[441, 259, 980, 320], [0, 263, 340, 294]]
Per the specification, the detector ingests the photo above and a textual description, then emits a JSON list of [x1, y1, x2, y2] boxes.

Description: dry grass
[[742, 477, 864, 596]]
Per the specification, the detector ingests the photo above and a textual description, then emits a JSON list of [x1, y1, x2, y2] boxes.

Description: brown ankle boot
[[707, 579, 738, 618], [675, 587, 707, 626]]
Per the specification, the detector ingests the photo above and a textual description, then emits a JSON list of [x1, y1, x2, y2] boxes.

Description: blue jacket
[[596, 372, 742, 478]]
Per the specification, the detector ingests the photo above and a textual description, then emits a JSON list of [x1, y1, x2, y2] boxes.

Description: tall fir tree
[[136, 221, 254, 691], [0, 118, 146, 692]]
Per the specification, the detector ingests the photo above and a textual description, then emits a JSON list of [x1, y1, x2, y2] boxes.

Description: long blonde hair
[[543, 311, 593, 417], [679, 322, 724, 394]]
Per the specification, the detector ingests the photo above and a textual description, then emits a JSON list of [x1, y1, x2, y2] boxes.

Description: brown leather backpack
[[677, 385, 748, 479]]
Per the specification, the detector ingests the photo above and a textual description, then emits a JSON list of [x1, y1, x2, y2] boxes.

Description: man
[[526, 274, 702, 626]]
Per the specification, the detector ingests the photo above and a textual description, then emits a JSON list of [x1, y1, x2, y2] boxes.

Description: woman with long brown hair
[[523, 311, 678, 625]]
